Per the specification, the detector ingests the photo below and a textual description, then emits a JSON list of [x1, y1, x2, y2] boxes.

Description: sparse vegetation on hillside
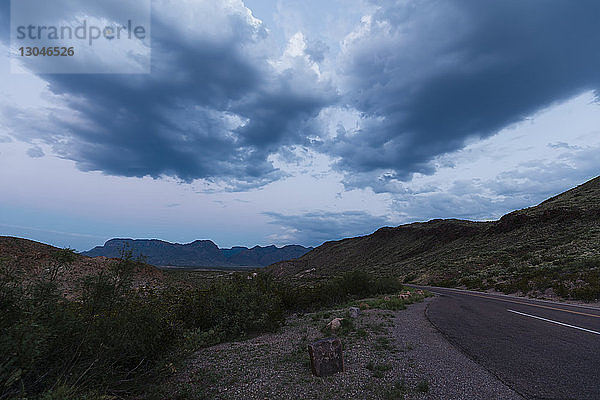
[[0, 236, 165, 298], [268, 176, 600, 302]]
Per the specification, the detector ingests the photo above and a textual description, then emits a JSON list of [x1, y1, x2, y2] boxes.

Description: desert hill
[[267, 176, 600, 300], [0, 236, 164, 297], [82, 238, 311, 267]]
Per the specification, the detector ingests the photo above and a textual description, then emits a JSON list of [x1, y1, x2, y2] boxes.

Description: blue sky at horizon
[[1, 0, 599, 251]]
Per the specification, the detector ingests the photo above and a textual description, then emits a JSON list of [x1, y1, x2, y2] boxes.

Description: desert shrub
[[435, 278, 458, 288], [490, 263, 600, 301], [572, 257, 600, 270], [366, 361, 392, 378], [280, 271, 403, 311], [0, 253, 176, 399], [570, 272, 600, 301], [174, 273, 286, 345], [351, 287, 428, 311], [571, 285, 600, 301], [378, 296, 407, 311], [555, 256, 600, 272], [553, 282, 570, 298], [370, 274, 404, 295], [0, 260, 23, 328], [460, 275, 483, 289], [494, 276, 529, 294]]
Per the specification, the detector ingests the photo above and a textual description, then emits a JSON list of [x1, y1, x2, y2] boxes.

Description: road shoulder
[[392, 297, 524, 400]]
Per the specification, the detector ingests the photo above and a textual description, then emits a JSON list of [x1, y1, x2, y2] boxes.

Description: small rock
[[348, 307, 360, 318], [326, 317, 344, 331], [308, 337, 344, 377]]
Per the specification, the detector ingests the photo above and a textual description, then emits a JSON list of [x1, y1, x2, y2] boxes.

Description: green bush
[[0, 253, 176, 398], [174, 273, 285, 344], [571, 285, 600, 301], [281, 271, 403, 311], [366, 361, 392, 378], [460, 275, 483, 289], [435, 278, 458, 288]]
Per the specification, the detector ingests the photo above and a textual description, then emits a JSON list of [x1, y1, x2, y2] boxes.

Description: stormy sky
[[1, 0, 599, 251]]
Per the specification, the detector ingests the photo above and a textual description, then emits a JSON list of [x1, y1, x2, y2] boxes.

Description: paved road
[[410, 286, 600, 400]]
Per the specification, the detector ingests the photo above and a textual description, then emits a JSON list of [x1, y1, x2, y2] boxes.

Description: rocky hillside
[[0, 236, 164, 297], [82, 238, 312, 267], [268, 176, 600, 300]]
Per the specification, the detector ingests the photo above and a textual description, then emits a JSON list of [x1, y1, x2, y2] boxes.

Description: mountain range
[[81, 239, 312, 267]]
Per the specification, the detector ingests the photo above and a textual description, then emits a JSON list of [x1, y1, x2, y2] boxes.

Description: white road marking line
[[507, 309, 600, 336], [423, 287, 600, 318], [417, 285, 600, 311]]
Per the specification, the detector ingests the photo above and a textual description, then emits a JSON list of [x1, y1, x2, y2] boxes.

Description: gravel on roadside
[[168, 296, 524, 399]]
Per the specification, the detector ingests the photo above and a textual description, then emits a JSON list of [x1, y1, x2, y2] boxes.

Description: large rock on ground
[[308, 337, 344, 377]]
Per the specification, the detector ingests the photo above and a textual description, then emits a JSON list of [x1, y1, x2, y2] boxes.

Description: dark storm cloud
[[332, 0, 600, 180], [265, 210, 390, 245], [3, 1, 331, 188]]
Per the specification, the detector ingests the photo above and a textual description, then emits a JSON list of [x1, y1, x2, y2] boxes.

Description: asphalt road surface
[[410, 286, 600, 400]]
